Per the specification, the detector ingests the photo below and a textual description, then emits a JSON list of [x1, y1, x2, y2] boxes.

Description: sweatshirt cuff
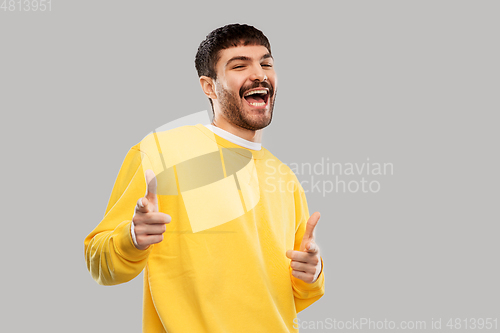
[[113, 221, 152, 260], [130, 220, 139, 247]]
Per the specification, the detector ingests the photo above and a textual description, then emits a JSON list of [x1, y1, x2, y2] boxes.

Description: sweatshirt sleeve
[[84, 146, 154, 286], [290, 180, 325, 313]]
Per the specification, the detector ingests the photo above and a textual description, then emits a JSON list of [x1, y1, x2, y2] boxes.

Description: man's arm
[[84, 147, 159, 286], [287, 181, 325, 312]]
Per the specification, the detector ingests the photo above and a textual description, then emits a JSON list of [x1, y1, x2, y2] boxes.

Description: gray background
[[1, 0, 498, 332]]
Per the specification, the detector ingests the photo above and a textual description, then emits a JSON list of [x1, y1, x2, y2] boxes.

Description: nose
[[249, 65, 267, 82]]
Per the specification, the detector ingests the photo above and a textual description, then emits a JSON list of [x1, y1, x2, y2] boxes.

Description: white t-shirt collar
[[204, 124, 262, 151]]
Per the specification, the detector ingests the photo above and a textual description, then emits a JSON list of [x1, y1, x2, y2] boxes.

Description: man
[[85, 23, 325, 332]]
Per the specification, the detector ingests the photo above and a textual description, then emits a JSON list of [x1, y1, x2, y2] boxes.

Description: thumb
[[144, 169, 158, 210], [300, 212, 320, 252]]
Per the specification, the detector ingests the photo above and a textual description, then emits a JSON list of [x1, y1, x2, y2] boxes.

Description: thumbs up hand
[[132, 169, 171, 250], [286, 212, 322, 284]]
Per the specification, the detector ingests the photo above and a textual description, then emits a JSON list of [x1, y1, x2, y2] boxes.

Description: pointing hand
[[131, 169, 171, 250], [286, 212, 322, 283]]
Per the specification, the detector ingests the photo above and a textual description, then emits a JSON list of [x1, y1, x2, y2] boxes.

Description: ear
[[199, 76, 217, 100]]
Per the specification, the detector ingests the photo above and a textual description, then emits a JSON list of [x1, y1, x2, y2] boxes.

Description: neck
[[212, 115, 263, 143]]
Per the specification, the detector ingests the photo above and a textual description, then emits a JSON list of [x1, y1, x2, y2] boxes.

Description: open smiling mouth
[[243, 89, 270, 108]]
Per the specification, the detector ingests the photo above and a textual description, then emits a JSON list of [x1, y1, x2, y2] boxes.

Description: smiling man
[[199, 43, 275, 134], [85, 24, 325, 332]]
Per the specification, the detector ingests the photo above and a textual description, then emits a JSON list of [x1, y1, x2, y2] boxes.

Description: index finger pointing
[[145, 169, 157, 200], [303, 211, 321, 241]]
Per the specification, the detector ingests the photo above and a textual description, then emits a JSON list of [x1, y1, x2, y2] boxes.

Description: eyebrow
[[225, 53, 273, 67]]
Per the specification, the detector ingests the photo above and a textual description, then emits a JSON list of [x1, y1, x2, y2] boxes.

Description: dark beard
[[216, 81, 276, 131]]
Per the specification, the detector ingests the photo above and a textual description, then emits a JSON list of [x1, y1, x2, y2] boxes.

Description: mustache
[[239, 81, 274, 98]]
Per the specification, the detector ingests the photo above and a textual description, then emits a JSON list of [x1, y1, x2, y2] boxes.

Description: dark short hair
[[195, 23, 272, 80]]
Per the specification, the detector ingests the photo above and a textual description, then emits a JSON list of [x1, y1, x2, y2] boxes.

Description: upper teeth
[[244, 89, 267, 97]]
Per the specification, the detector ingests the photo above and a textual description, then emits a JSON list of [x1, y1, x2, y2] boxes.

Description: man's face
[[212, 44, 277, 131]]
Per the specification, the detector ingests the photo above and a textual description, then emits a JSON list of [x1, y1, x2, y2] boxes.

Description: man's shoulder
[[132, 124, 220, 168], [137, 124, 198, 143], [133, 124, 205, 151]]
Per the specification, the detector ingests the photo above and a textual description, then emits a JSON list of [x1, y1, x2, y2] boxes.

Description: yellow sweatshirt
[[84, 124, 325, 332]]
